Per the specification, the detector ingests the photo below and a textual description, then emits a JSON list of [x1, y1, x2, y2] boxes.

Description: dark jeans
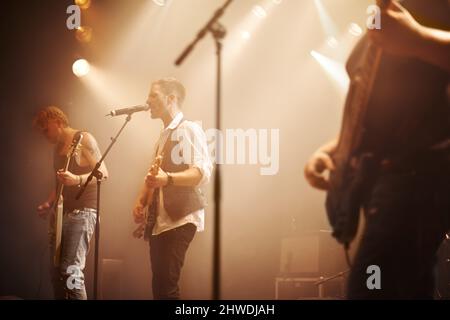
[[149, 223, 196, 300], [347, 171, 450, 299]]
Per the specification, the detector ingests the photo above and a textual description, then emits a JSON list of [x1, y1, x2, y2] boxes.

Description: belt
[[379, 152, 450, 175], [65, 207, 97, 215]]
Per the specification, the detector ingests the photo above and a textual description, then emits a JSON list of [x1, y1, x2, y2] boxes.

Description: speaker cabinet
[[279, 230, 347, 277]]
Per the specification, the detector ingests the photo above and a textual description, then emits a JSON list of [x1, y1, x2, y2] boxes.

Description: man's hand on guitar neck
[[304, 139, 337, 191], [56, 169, 81, 186], [145, 167, 169, 189], [369, 1, 422, 58], [368, 1, 450, 72]]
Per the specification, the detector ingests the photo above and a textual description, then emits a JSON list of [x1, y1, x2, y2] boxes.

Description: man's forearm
[[416, 26, 450, 73], [168, 167, 203, 187], [318, 138, 338, 155], [47, 190, 56, 203], [78, 165, 108, 186], [135, 183, 150, 207], [78, 173, 97, 186]]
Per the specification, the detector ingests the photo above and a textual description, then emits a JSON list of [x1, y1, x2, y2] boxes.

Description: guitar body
[[326, 153, 377, 246], [133, 155, 163, 240], [143, 189, 158, 240], [132, 188, 156, 239], [325, 0, 390, 246], [52, 197, 64, 266]]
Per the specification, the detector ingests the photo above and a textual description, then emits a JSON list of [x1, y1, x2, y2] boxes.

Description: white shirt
[[152, 112, 212, 235]]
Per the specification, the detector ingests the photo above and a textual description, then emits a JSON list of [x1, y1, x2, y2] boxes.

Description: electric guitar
[[51, 132, 84, 266], [325, 0, 391, 247], [133, 155, 163, 239]]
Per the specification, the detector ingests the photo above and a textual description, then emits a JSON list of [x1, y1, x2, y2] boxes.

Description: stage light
[[75, 26, 93, 43], [241, 31, 251, 40], [75, 0, 91, 10], [72, 59, 90, 77], [348, 23, 363, 37], [152, 0, 166, 6], [310, 50, 349, 91], [313, 0, 338, 37], [252, 5, 267, 19], [326, 36, 338, 48], [272, 0, 282, 4]]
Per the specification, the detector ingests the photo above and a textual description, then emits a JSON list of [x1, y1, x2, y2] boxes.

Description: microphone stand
[[76, 114, 134, 300], [175, 0, 234, 300]]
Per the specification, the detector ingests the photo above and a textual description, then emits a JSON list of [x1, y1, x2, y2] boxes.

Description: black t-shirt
[[351, 0, 450, 160]]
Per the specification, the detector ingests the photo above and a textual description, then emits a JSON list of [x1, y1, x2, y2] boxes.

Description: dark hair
[[154, 77, 186, 106]]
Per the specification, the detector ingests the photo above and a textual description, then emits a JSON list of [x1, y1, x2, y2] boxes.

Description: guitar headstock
[[68, 133, 84, 158]]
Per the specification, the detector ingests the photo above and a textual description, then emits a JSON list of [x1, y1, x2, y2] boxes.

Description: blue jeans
[[49, 208, 96, 300]]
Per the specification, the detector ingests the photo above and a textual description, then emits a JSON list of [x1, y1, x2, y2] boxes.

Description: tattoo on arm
[[77, 133, 109, 182], [83, 133, 102, 162]]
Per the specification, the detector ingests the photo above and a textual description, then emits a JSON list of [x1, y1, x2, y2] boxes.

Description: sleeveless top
[[53, 131, 97, 212]]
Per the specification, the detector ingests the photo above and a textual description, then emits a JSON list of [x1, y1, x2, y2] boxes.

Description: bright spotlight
[[72, 59, 90, 77], [310, 50, 349, 91], [241, 31, 251, 40], [252, 5, 267, 19], [326, 36, 338, 48], [348, 23, 363, 37], [313, 0, 338, 37], [75, 0, 91, 10], [152, 0, 166, 6]]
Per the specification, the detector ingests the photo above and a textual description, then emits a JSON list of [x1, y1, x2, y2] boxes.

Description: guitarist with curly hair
[[33, 106, 108, 300]]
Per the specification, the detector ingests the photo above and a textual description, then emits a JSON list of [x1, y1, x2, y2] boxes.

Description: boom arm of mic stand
[[76, 114, 132, 200], [174, 0, 234, 66]]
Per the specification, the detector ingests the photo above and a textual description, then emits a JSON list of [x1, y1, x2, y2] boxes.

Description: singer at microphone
[[106, 104, 149, 117]]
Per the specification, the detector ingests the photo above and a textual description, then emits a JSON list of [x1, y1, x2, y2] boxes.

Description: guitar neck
[[53, 154, 73, 208], [145, 155, 163, 206], [336, 0, 390, 157], [336, 41, 383, 160]]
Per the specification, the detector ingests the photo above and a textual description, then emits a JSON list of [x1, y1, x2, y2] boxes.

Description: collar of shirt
[[156, 111, 184, 156], [164, 111, 184, 131]]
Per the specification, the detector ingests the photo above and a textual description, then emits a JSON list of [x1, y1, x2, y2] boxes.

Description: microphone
[[106, 104, 149, 117]]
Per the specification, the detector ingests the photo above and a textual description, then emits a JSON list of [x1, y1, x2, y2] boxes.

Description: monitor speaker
[[280, 230, 347, 277]]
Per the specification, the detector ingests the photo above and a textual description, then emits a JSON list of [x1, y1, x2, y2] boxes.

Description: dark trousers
[[347, 171, 450, 299], [149, 223, 196, 300]]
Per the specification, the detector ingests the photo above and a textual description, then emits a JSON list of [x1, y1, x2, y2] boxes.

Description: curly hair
[[32, 106, 69, 130]]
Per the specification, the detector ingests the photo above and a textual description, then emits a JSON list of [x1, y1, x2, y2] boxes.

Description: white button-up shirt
[[152, 112, 212, 235]]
